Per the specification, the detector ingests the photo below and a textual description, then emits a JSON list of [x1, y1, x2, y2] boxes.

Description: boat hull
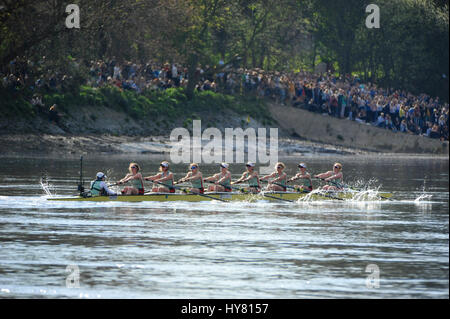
[[47, 191, 392, 202]]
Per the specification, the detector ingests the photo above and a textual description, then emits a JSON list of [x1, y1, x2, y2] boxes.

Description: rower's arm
[[102, 182, 116, 196], [232, 173, 246, 184], [315, 171, 332, 179], [204, 173, 219, 182], [177, 173, 191, 183], [119, 174, 132, 184], [296, 173, 310, 180], [191, 173, 202, 180], [216, 174, 230, 184], [144, 173, 162, 181], [260, 172, 276, 181], [325, 173, 342, 182], [271, 173, 286, 183], [288, 173, 301, 183], [156, 172, 173, 182], [184, 172, 202, 182]]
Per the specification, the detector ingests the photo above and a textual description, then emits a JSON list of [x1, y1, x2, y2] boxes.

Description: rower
[[288, 163, 313, 192], [117, 163, 145, 195], [204, 163, 232, 192], [90, 172, 117, 196], [144, 161, 175, 193], [314, 162, 344, 191], [260, 162, 287, 191], [176, 163, 204, 194], [232, 162, 261, 193]]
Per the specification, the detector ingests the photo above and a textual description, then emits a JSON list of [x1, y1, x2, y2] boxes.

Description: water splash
[[39, 174, 54, 197], [296, 181, 390, 202], [414, 194, 433, 202], [296, 189, 342, 202], [413, 176, 433, 202], [347, 187, 385, 201], [351, 178, 378, 190]]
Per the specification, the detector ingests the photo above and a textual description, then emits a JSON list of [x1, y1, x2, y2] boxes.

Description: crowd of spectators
[[1, 56, 448, 141], [231, 69, 449, 141]]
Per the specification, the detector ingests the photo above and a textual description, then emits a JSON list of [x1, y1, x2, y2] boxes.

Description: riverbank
[[1, 86, 448, 156], [0, 133, 367, 158], [269, 103, 449, 155]]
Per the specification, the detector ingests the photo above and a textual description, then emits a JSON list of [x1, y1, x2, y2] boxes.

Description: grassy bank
[[0, 86, 274, 131]]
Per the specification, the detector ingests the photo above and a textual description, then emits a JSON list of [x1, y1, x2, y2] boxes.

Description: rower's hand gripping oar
[[107, 182, 120, 187]]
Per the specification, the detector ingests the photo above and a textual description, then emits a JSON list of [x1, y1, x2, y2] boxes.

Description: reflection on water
[[0, 155, 448, 298]]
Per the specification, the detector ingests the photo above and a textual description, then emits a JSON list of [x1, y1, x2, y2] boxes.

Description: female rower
[[232, 162, 261, 193], [144, 161, 175, 193], [260, 162, 287, 191], [204, 163, 232, 192], [117, 163, 145, 195], [176, 163, 204, 194], [314, 162, 344, 191], [288, 163, 313, 192]]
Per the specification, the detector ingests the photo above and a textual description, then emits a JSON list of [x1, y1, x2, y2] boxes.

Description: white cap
[[160, 161, 169, 168], [246, 162, 255, 167], [220, 163, 229, 169], [298, 163, 307, 168], [96, 172, 106, 179]]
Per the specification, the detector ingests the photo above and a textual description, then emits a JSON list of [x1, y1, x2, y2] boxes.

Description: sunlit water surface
[[0, 155, 448, 298]]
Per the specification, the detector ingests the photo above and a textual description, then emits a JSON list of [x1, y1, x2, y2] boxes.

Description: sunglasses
[[334, 166, 341, 169], [190, 166, 198, 170], [277, 166, 283, 169], [131, 166, 138, 169]]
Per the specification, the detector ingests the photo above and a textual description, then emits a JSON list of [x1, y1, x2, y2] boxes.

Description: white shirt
[[91, 180, 116, 196]]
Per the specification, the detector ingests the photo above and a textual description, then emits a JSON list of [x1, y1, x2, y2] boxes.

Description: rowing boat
[[47, 191, 393, 202]]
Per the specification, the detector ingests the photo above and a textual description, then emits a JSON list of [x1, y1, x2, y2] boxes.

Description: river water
[[0, 155, 448, 298]]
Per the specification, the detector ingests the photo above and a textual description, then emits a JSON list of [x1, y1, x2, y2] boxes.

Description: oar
[[256, 180, 295, 202], [107, 182, 120, 187], [77, 156, 85, 195], [261, 193, 294, 203], [151, 180, 229, 202], [204, 181, 246, 192]]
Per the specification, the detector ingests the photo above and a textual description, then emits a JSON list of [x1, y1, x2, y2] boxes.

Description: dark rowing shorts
[[224, 187, 232, 192], [169, 188, 175, 193], [138, 188, 145, 195], [197, 188, 204, 194]]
